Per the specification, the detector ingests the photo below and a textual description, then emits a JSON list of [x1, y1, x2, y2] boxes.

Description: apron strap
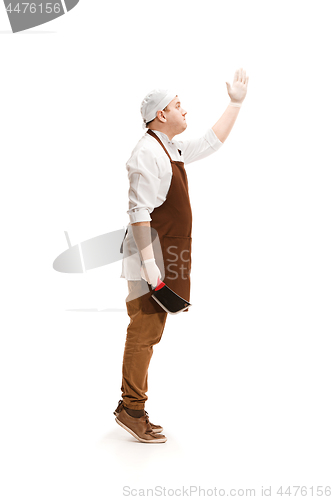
[[147, 130, 173, 162], [120, 227, 128, 254]]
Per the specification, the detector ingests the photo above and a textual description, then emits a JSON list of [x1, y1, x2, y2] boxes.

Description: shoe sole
[[115, 418, 167, 443], [114, 412, 163, 434]]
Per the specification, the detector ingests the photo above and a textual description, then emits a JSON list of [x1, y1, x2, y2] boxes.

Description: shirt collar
[[150, 129, 174, 145]]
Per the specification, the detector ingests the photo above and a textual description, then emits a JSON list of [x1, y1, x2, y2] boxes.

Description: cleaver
[[148, 278, 191, 314]]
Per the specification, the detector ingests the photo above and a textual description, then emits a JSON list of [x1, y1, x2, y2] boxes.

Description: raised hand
[[226, 68, 249, 104]]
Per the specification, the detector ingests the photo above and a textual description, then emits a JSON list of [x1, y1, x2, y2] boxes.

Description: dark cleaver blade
[[148, 278, 191, 314]]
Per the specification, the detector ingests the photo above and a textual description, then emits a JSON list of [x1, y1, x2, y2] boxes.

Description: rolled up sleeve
[[176, 128, 223, 165], [126, 147, 161, 224]]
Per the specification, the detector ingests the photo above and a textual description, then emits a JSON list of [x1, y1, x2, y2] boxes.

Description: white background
[[1, 1, 333, 498]]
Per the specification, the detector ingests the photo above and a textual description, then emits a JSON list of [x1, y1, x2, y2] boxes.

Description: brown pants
[[121, 280, 168, 410]]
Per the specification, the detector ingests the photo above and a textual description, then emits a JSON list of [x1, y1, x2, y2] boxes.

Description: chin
[[175, 123, 187, 136]]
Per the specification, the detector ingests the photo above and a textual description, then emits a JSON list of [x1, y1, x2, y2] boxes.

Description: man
[[115, 68, 249, 443]]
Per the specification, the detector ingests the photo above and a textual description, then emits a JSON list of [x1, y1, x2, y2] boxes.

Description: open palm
[[226, 68, 249, 103]]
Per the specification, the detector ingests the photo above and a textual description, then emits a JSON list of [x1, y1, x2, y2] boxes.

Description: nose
[[182, 108, 187, 116]]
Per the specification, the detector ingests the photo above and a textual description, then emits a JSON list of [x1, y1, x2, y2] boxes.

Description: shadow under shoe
[[113, 399, 163, 433], [115, 407, 167, 443]]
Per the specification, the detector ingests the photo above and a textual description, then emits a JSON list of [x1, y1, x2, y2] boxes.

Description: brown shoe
[[144, 410, 163, 434], [113, 400, 163, 434], [115, 407, 167, 443]]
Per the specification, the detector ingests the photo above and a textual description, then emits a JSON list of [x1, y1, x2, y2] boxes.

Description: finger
[[233, 70, 239, 85], [238, 68, 243, 82], [246, 75, 249, 86], [242, 69, 246, 83]]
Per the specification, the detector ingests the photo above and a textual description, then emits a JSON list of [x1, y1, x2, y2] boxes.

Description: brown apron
[[139, 129, 193, 314]]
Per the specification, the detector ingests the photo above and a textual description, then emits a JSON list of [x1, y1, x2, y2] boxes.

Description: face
[[164, 95, 187, 134]]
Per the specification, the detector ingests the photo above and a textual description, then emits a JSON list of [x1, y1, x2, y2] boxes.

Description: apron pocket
[[162, 235, 192, 282]]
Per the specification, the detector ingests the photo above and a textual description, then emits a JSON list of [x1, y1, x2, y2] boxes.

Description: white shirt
[[120, 128, 223, 280]]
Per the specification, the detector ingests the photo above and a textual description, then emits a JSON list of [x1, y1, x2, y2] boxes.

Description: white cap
[[140, 88, 177, 129]]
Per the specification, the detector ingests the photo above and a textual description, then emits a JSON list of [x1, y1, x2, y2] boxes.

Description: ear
[[156, 110, 167, 123]]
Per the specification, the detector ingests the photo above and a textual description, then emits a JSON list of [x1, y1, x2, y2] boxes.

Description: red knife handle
[[155, 277, 166, 291]]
